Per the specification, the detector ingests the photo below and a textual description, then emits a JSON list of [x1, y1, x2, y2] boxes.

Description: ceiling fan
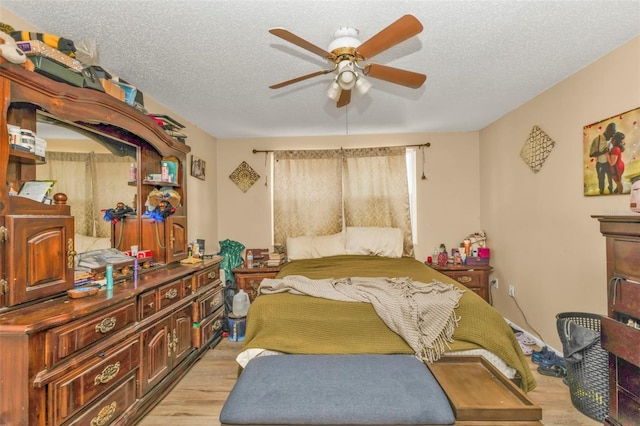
[[268, 14, 427, 108]]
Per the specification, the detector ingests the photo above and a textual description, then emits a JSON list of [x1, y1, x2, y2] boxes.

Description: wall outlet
[[508, 285, 515, 297], [490, 278, 499, 289]]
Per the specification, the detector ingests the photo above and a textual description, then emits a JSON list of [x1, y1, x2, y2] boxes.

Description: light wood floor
[[138, 339, 601, 426]]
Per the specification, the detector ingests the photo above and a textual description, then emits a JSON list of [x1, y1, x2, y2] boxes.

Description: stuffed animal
[[0, 30, 34, 71]]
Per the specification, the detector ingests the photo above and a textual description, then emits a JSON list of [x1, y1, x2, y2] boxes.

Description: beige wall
[[480, 36, 640, 349], [2, 7, 220, 254], [216, 132, 481, 261]]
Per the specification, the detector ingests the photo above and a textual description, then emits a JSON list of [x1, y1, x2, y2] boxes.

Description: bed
[[238, 254, 536, 393]]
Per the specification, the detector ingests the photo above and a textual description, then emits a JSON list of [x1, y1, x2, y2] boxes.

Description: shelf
[[9, 147, 45, 165], [142, 180, 179, 188]]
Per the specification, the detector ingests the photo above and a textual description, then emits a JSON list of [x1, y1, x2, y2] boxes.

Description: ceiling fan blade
[[269, 28, 336, 60], [337, 89, 351, 108], [269, 69, 335, 89], [356, 14, 423, 60], [364, 63, 426, 88]]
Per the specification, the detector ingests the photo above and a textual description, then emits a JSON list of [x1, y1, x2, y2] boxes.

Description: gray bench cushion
[[220, 354, 455, 425]]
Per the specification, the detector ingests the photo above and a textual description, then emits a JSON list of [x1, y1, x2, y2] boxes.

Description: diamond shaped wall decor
[[520, 125, 556, 173], [229, 161, 260, 192]]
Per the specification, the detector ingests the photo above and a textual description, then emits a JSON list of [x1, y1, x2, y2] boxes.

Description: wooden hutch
[[0, 62, 223, 425]]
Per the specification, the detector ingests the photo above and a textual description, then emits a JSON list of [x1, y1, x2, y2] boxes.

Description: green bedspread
[[241, 255, 536, 392]]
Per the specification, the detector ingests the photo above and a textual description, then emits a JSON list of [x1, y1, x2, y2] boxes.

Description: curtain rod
[[252, 142, 430, 154]]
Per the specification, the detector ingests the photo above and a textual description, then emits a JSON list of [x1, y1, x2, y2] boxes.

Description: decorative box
[[29, 54, 85, 87], [16, 40, 83, 72], [465, 256, 490, 266]]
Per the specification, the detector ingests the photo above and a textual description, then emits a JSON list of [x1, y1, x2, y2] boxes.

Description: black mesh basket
[[556, 312, 609, 422]]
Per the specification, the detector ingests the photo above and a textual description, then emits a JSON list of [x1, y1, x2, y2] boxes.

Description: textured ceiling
[[3, 0, 640, 139]]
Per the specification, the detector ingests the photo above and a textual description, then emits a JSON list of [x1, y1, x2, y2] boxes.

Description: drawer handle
[[90, 401, 117, 426], [94, 362, 121, 385], [212, 319, 222, 331], [148, 301, 155, 308], [457, 276, 472, 283], [95, 317, 117, 334], [207, 271, 216, 279], [210, 296, 221, 307], [165, 288, 179, 299]]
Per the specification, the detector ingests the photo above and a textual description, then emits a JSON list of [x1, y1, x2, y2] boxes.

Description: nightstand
[[430, 264, 492, 304], [232, 266, 281, 302]]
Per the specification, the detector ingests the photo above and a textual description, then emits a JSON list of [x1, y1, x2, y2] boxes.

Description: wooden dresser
[[0, 62, 222, 424], [431, 264, 492, 303], [595, 215, 640, 425]]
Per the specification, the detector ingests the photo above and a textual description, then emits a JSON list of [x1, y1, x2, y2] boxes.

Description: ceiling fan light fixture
[[336, 61, 357, 90], [326, 79, 341, 101], [354, 75, 372, 95]]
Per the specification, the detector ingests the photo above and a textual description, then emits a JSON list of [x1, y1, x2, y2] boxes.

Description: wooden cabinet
[[142, 215, 188, 264], [232, 265, 281, 302], [140, 303, 193, 394], [4, 214, 74, 306], [430, 264, 492, 303], [596, 215, 640, 426]]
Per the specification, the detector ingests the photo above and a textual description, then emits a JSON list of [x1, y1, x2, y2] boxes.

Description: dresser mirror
[[33, 115, 138, 254]]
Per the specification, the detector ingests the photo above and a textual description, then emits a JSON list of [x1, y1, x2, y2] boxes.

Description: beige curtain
[[37, 152, 136, 238], [273, 149, 343, 250], [343, 147, 413, 256], [273, 146, 413, 256]]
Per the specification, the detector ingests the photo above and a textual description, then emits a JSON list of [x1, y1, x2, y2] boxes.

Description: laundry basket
[[556, 312, 609, 422]]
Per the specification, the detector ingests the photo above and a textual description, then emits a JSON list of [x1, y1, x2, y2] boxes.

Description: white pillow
[[286, 235, 314, 260], [345, 227, 404, 258], [311, 232, 346, 258]]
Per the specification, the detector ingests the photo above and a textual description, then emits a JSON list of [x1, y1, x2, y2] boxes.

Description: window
[[271, 147, 415, 256]]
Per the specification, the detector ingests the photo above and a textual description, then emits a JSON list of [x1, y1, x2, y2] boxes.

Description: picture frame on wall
[[583, 106, 639, 196], [190, 155, 206, 180]]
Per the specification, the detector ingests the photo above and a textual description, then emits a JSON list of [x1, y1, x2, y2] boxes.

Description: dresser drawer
[[602, 316, 640, 367], [618, 357, 640, 398], [194, 306, 224, 349], [139, 279, 187, 321], [609, 277, 640, 318], [50, 336, 140, 425], [193, 265, 221, 292], [610, 236, 640, 283], [616, 387, 640, 426], [64, 372, 137, 426], [48, 301, 136, 365], [158, 279, 185, 311], [445, 271, 483, 288], [195, 286, 224, 321]]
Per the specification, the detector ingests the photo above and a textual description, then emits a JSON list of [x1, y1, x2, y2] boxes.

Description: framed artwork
[[583, 107, 639, 196], [190, 155, 206, 180]]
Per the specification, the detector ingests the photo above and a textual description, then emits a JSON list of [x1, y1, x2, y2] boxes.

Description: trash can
[[556, 312, 609, 422]]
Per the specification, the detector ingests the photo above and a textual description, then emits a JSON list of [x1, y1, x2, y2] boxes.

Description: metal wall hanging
[[229, 161, 260, 192], [520, 125, 556, 173]]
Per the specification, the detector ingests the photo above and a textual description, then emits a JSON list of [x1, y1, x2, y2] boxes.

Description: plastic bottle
[[246, 250, 253, 269], [161, 162, 169, 182], [105, 263, 114, 290], [232, 289, 250, 317]]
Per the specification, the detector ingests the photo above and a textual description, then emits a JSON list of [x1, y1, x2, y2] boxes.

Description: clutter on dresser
[[74, 247, 155, 287], [266, 251, 286, 267], [245, 248, 269, 268]]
